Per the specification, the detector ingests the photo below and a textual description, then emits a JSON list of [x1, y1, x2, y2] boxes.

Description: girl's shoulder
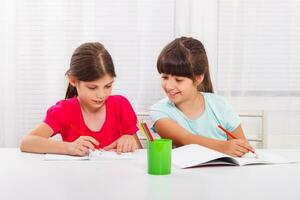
[[48, 97, 78, 111], [202, 92, 229, 107], [150, 97, 175, 111], [202, 92, 235, 115], [44, 97, 79, 130]]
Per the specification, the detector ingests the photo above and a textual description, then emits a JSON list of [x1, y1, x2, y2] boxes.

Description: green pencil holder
[[147, 139, 172, 175]]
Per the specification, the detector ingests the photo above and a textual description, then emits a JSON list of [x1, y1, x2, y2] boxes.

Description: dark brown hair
[[157, 37, 213, 93], [65, 42, 116, 98]]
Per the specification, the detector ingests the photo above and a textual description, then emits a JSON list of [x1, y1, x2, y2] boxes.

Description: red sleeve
[[43, 100, 70, 135], [117, 96, 139, 135]]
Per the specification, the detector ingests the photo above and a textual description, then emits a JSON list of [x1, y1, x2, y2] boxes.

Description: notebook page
[[172, 144, 230, 168], [89, 150, 133, 160], [234, 151, 297, 166], [44, 154, 89, 161]]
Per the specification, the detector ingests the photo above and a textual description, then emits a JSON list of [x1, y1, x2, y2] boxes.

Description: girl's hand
[[103, 135, 139, 153], [219, 139, 254, 157], [66, 136, 99, 156]]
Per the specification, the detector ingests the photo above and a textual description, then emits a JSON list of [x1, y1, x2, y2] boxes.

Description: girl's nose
[[96, 90, 104, 99], [165, 80, 175, 90]]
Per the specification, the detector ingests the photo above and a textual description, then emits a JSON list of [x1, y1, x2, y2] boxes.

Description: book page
[[172, 144, 298, 168], [172, 144, 233, 168], [234, 151, 297, 166]]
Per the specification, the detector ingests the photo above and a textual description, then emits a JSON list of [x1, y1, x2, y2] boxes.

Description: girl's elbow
[[19, 141, 26, 152], [19, 135, 30, 152], [157, 132, 184, 147]]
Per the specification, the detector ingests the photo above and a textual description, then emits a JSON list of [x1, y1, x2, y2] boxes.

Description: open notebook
[[172, 144, 297, 168], [44, 150, 133, 161]]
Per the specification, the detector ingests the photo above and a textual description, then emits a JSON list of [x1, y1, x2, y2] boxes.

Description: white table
[[0, 148, 300, 200]]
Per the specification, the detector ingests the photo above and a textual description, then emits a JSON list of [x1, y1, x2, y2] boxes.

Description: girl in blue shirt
[[150, 37, 255, 157]]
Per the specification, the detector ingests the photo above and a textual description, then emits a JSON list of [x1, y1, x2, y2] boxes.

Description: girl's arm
[[154, 119, 254, 157], [20, 123, 70, 154], [20, 123, 98, 156], [230, 124, 247, 140]]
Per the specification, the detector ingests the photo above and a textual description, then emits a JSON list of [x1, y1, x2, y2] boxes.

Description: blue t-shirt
[[149, 92, 240, 140]]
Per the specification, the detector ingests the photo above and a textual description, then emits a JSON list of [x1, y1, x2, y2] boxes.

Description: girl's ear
[[68, 75, 78, 87], [194, 75, 204, 87]]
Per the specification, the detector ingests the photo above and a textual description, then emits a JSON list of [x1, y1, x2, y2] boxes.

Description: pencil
[[218, 125, 237, 139], [138, 121, 150, 141], [140, 122, 153, 142], [217, 125, 257, 156], [142, 122, 155, 142]]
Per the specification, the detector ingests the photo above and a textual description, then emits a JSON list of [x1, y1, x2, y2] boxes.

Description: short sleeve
[[222, 100, 241, 132], [149, 99, 171, 123], [149, 109, 170, 123], [43, 101, 70, 134], [118, 96, 139, 134]]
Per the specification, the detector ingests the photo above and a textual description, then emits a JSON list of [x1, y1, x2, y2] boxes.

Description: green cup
[[147, 139, 172, 175]]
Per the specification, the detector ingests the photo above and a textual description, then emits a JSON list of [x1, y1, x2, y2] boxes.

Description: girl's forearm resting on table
[[20, 135, 70, 155]]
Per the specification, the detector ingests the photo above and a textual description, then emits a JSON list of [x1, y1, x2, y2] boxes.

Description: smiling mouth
[[167, 91, 180, 97]]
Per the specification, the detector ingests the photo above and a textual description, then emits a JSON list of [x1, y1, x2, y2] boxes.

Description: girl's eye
[[161, 76, 168, 80], [88, 87, 96, 90], [105, 85, 112, 89], [176, 79, 183, 82]]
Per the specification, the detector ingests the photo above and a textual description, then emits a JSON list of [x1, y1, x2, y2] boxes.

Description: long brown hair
[[157, 37, 213, 93], [65, 42, 116, 99]]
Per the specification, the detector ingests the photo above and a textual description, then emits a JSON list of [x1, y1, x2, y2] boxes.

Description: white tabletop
[[0, 148, 300, 200]]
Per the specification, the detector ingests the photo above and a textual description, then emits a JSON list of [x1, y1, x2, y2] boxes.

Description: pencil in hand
[[217, 125, 258, 157]]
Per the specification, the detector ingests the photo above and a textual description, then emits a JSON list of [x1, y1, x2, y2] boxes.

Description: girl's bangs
[[158, 54, 193, 79]]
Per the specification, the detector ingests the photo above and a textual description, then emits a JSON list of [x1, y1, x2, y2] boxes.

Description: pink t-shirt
[[44, 95, 138, 148]]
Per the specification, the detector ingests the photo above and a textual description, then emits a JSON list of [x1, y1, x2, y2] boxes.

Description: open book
[[172, 144, 297, 168], [44, 149, 133, 161]]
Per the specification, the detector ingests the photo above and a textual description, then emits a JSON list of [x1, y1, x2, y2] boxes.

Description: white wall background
[[1, 0, 300, 148]]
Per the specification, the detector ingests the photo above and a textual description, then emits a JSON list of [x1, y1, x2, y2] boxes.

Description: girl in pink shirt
[[20, 42, 141, 156]]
